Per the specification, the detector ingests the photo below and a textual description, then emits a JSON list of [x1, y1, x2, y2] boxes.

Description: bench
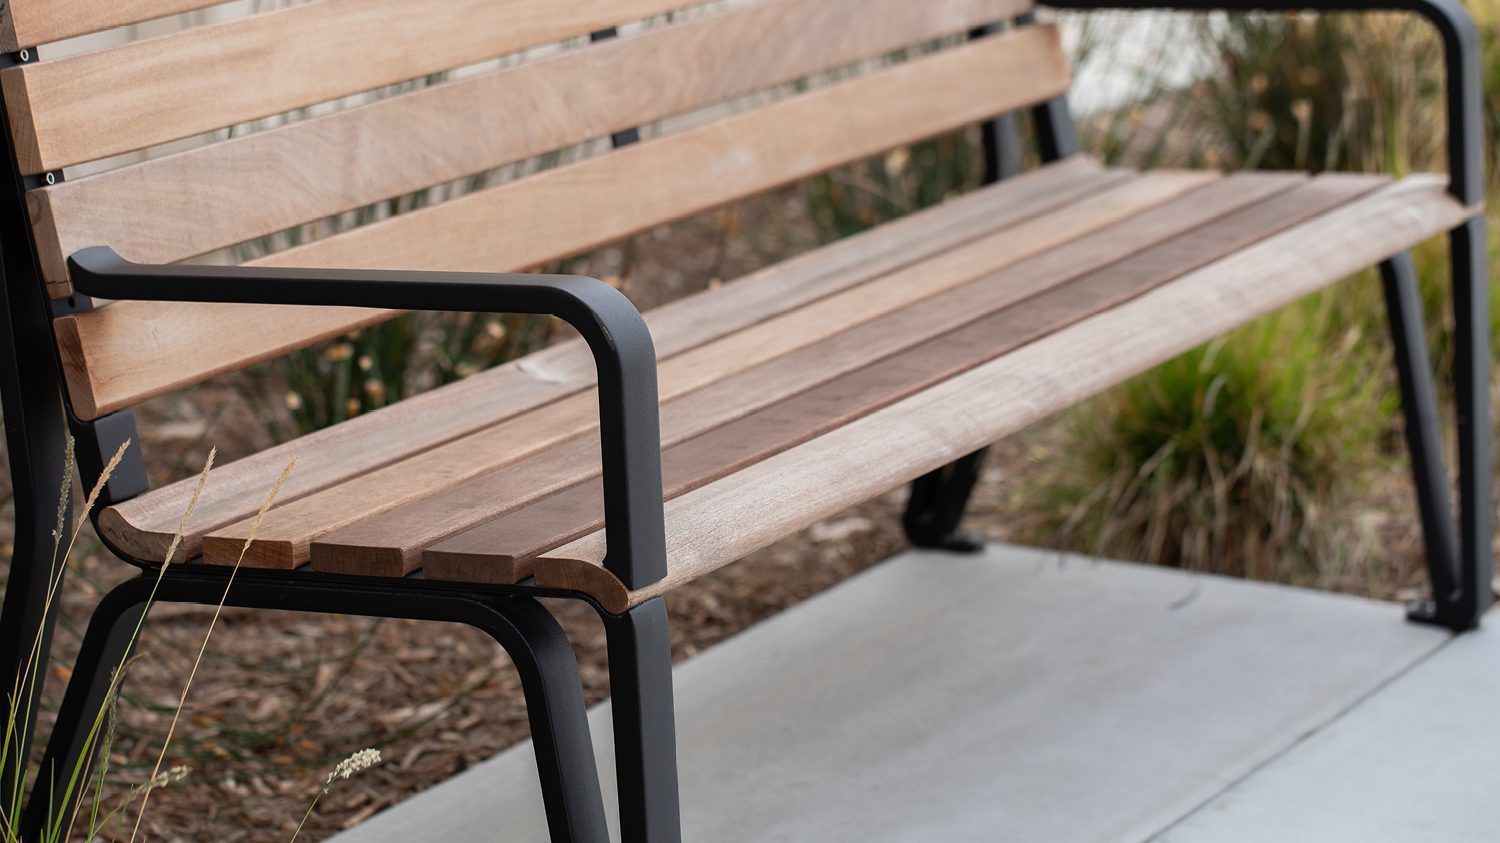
[[0, 0, 1489, 840]]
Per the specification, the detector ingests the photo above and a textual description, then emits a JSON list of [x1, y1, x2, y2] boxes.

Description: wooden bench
[[0, 1, 1489, 840]]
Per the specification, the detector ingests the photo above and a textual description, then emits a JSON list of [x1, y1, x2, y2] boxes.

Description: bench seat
[[96, 158, 1475, 611]]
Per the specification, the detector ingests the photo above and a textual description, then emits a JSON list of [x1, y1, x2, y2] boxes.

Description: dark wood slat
[[532, 175, 1465, 614], [313, 172, 1377, 577], [304, 171, 1252, 574], [209, 170, 1208, 570], [419, 173, 1384, 583]]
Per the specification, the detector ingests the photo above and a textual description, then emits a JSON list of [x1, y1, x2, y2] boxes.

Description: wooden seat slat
[[1, 0, 701, 173], [527, 175, 1474, 613], [96, 158, 1112, 562], [55, 26, 1072, 420], [416, 173, 1385, 585], [206, 168, 1229, 570], [31, 0, 1026, 295], [317, 170, 1282, 576]]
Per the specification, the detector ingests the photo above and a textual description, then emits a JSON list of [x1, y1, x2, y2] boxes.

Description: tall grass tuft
[[0, 443, 311, 842], [1020, 291, 1397, 581]]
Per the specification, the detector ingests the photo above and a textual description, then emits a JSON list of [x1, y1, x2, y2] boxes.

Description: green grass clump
[[1023, 286, 1398, 583]]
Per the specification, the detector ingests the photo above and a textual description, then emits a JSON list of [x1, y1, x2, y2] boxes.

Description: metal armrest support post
[[67, 247, 668, 592]]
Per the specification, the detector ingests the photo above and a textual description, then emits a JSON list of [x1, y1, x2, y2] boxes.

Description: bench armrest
[[1042, 0, 1485, 205], [68, 246, 667, 591]]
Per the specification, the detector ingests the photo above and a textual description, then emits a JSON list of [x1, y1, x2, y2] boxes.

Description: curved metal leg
[[602, 598, 681, 843], [904, 448, 988, 553], [469, 598, 610, 843], [22, 571, 611, 842], [20, 575, 149, 840]]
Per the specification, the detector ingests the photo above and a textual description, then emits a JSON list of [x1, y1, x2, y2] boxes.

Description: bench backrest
[[0, 0, 1071, 421]]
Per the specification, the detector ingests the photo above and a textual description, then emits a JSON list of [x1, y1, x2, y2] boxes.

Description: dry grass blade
[[127, 458, 296, 843], [57, 449, 216, 843], [2, 436, 124, 842]]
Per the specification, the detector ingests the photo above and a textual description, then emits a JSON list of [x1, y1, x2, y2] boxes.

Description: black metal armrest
[[68, 246, 667, 591], [1042, 0, 1485, 206]]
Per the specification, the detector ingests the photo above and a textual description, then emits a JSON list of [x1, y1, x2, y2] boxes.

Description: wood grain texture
[[530, 175, 1472, 612], [251, 29, 1069, 276], [55, 27, 1071, 420], [31, 0, 1028, 293], [54, 302, 394, 420], [0, 0, 702, 173], [96, 159, 1109, 561], [0, 0, 222, 52], [212, 169, 1207, 571], [415, 173, 1379, 583], [315, 170, 1241, 576]]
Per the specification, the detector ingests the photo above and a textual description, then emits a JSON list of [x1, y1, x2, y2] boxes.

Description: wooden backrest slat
[[1, 0, 700, 174], [255, 29, 1069, 274], [0, 0, 222, 52], [56, 26, 1071, 419], [31, 0, 1032, 294]]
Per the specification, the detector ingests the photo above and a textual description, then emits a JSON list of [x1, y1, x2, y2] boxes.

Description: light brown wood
[[95, 159, 1112, 560], [56, 27, 1072, 420], [531, 175, 1473, 613], [315, 170, 1250, 576], [0, 0, 703, 173], [54, 302, 395, 420], [0, 0, 221, 52], [31, 0, 1028, 293], [419, 174, 1385, 584], [253, 29, 1070, 276], [209, 168, 1214, 571]]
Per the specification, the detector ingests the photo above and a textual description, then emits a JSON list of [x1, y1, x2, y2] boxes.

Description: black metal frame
[[0, 2, 1490, 839], [911, 3, 1493, 635]]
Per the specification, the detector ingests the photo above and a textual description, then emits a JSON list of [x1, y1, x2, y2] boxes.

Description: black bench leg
[[22, 575, 611, 842], [904, 448, 988, 553], [602, 598, 681, 843], [478, 601, 611, 843], [1381, 227, 1493, 631], [19, 575, 147, 840]]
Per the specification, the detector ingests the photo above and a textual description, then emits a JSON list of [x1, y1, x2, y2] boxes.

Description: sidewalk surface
[[334, 544, 1482, 842]]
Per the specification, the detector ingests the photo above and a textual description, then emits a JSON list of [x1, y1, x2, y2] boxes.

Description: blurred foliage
[[1027, 292, 1398, 580], [1021, 4, 1500, 582], [806, 132, 986, 242], [239, 311, 558, 440]]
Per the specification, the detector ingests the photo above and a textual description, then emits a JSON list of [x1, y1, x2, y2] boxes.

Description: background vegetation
[[1014, 7, 1500, 584]]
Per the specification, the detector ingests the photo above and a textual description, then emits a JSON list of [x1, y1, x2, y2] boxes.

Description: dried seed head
[[141, 765, 191, 794], [324, 749, 381, 791]]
